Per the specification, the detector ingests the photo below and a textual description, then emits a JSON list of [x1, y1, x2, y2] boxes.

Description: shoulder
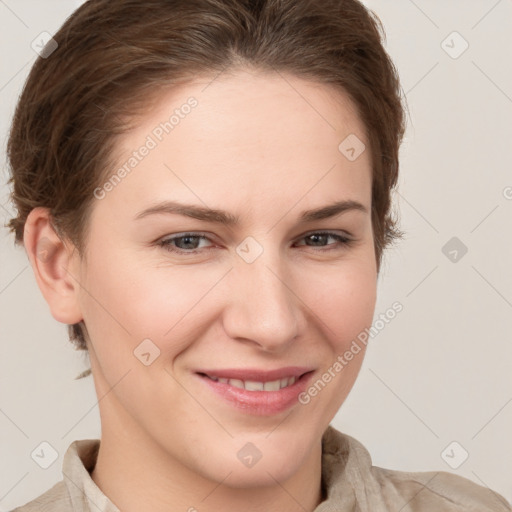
[[10, 480, 72, 512], [373, 466, 512, 511], [11, 438, 103, 512], [321, 426, 512, 512]]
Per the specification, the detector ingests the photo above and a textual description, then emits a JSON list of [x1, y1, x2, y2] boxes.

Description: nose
[[222, 247, 304, 353]]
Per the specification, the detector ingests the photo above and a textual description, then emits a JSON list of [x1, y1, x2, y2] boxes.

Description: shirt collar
[[322, 424, 393, 511], [62, 439, 119, 512]]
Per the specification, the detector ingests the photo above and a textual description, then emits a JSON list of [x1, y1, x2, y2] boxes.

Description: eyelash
[[157, 231, 354, 255]]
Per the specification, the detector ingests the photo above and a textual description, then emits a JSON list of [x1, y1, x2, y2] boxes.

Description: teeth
[[245, 380, 264, 391], [229, 379, 245, 389], [208, 375, 298, 391], [264, 380, 281, 391]]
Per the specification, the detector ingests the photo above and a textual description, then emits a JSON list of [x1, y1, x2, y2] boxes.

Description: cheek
[[299, 255, 377, 349], [78, 249, 208, 422], [295, 259, 376, 419], [79, 246, 228, 360]]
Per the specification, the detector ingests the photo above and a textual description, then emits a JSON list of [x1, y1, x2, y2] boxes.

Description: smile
[[205, 375, 297, 391], [194, 367, 315, 415]]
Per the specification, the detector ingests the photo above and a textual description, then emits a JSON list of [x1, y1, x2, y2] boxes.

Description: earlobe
[[23, 207, 84, 325]]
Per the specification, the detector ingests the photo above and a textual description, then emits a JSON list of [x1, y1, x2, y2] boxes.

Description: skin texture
[[24, 68, 377, 512]]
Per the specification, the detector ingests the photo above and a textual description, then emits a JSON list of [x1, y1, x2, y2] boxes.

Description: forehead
[[146, 68, 365, 143], [97, 68, 371, 221]]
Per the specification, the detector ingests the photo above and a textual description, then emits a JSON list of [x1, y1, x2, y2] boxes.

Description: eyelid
[[158, 229, 353, 242], [158, 231, 215, 248], [156, 229, 355, 254], [299, 229, 354, 240]]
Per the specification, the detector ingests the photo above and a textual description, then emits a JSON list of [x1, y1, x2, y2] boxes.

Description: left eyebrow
[[299, 200, 368, 222], [134, 199, 368, 225]]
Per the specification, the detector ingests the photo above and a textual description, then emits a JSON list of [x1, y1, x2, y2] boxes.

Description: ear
[[23, 207, 83, 325]]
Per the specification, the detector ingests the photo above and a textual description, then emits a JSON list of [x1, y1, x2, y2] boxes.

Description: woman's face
[[76, 68, 377, 486]]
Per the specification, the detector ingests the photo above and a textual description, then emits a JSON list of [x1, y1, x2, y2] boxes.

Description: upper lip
[[195, 366, 314, 382]]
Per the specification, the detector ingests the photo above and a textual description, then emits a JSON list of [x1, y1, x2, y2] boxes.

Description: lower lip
[[196, 372, 314, 416]]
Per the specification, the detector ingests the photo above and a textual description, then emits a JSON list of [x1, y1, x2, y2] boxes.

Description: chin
[[211, 456, 305, 489], [194, 432, 314, 488]]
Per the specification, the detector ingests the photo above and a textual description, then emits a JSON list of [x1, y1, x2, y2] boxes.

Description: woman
[[6, 0, 511, 510]]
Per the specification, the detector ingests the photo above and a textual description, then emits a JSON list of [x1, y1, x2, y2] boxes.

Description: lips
[[194, 366, 315, 415], [195, 366, 312, 382]]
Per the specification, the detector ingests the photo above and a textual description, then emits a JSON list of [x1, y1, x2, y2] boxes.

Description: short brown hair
[[6, 0, 406, 353]]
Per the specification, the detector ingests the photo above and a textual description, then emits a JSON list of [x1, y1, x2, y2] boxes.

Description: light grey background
[[1, 0, 511, 509]]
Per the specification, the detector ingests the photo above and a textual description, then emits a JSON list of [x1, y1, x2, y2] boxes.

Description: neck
[[91, 421, 324, 512]]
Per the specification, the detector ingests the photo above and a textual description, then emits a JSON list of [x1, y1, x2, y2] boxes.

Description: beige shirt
[[12, 425, 511, 511]]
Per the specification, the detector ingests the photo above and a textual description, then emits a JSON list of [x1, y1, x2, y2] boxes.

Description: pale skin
[[24, 68, 377, 512]]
